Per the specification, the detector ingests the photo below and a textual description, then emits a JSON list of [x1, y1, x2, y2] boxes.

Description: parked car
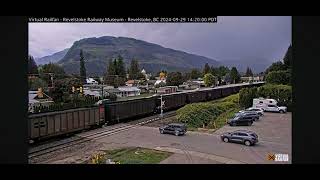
[[227, 114, 254, 126], [239, 107, 264, 116], [236, 111, 260, 121], [264, 104, 287, 113], [220, 130, 259, 146], [159, 123, 187, 136], [252, 98, 287, 113]]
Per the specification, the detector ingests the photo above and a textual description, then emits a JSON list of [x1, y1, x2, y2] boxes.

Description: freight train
[[28, 82, 264, 142]]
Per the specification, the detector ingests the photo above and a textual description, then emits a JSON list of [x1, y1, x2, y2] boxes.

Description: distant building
[[156, 86, 178, 94], [125, 80, 140, 87], [241, 76, 263, 82], [107, 86, 141, 98], [191, 79, 205, 87], [154, 79, 166, 86], [86, 78, 98, 85], [28, 90, 54, 113], [179, 81, 200, 90]]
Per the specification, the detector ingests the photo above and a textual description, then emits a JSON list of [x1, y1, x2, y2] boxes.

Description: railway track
[[28, 111, 176, 159]]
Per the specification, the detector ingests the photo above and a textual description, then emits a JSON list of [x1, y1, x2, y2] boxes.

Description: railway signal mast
[[160, 95, 165, 118]]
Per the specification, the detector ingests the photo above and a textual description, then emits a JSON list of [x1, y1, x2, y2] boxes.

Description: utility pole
[[159, 94, 165, 118]]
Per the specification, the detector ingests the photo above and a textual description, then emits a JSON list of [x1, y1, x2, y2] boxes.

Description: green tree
[[210, 66, 218, 76], [28, 77, 48, 91], [28, 55, 38, 74], [166, 72, 183, 86], [218, 66, 230, 77], [105, 59, 116, 86], [203, 63, 211, 76], [203, 73, 216, 87], [129, 59, 141, 80], [265, 61, 286, 74], [230, 67, 241, 84], [105, 56, 126, 87], [116, 55, 126, 77], [265, 70, 291, 85], [190, 69, 201, 79], [239, 87, 258, 108], [245, 67, 253, 77], [79, 50, 87, 84]]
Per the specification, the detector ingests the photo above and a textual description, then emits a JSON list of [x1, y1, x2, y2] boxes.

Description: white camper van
[[252, 98, 287, 113]]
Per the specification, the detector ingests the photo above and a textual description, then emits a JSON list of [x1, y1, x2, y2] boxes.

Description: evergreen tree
[[245, 67, 253, 76], [79, 50, 86, 84], [203, 63, 211, 75], [190, 69, 201, 79], [129, 59, 140, 80], [230, 67, 241, 84], [283, 44, 292, 69], [28, 55, 38, 74], [116, 55, 126, 77]]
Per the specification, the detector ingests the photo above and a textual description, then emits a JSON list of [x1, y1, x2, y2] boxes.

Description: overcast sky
[[29, 16, 291, 63]]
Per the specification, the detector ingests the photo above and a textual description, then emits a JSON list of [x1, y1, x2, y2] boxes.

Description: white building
[[28, 90, 54, 113], [86, 78, 98, 85], [118, 86, 141, 97], [154, 79, 166, 85]]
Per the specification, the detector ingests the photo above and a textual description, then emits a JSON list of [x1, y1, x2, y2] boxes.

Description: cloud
[[29, 16, 291, 63]]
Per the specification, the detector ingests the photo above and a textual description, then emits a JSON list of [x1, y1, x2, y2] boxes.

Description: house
[[179, 81, 200, 90], [125, 80, 140, 87], [118, 86, 141, 97], [191, 79, 205, 87], [154, 79, 166, 86], [156, 86, 178, 94], [86, 78, 98, 85], [106, 86, 141, 98], [241, 76, 263, 82], [28, 90, 54, 113], [83, 88, 102, 97]]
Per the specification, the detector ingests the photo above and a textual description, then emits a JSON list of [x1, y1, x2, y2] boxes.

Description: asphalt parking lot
[[84, 112, 291, 164]]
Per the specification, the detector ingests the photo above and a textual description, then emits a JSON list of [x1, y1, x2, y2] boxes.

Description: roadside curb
[[155, 146, 246, 164]]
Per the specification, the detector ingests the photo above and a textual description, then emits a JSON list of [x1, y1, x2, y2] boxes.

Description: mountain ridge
[[58, 36, 221, 76]]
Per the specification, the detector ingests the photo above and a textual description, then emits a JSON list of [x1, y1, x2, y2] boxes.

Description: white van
[[253, 98, 287, 113]]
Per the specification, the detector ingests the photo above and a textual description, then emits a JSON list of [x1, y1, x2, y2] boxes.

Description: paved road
[[81, 112, 291, 164]]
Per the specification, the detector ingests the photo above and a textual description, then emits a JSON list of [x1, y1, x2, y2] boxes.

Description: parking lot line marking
[[154, 147, 246, 164]]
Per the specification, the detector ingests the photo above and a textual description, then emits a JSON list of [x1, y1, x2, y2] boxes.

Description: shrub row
[[239, 84, 292, 111]]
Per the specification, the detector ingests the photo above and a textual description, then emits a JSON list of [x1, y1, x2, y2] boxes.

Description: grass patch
[[89, 147, 172, 164]]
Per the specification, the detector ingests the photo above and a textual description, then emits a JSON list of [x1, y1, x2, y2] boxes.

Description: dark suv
[[228, 114, 254, 126], [159, 123, 187, 136], [220, 130, 259, 146], [236, 111, 260, 121]]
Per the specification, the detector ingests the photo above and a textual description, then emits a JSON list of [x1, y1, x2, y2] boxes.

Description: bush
[[239, 87, 257, 108], [265, 70, 291, 85]]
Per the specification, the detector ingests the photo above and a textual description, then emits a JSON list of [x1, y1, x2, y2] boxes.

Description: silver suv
[[220, 130, 258, 146]]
